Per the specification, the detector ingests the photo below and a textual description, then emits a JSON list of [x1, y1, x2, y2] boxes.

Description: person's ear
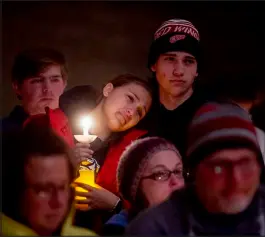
[[103, 83, 114, 97], [63, 79, 67, 90], [12, 81, 22, 97], [151, 63, 157, 72]]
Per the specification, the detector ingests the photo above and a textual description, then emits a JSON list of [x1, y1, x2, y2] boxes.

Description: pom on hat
[[148, 19, 201, 69], [117, 137, 181, 203], [186, 102, 261, 168]]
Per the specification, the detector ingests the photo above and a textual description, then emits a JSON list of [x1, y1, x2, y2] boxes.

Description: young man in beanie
[[139, 19, 209, 157], [1, 48, 67, 135], [126, 102, 265, 235]]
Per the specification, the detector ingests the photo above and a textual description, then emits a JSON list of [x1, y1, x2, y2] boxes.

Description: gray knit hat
[[117, 136, 181, 203]]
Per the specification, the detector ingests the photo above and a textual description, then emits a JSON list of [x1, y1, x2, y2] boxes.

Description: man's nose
[[230, 167, 243, 188], [125, 108, 134, 117], [49, 191, 64, 209], [169, 173, 184, 191], [173, 62, 184, 76], [42, 80, 51, 93]]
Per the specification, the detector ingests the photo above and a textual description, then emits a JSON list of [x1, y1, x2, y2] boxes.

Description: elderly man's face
[[195, 148, 260, 214]]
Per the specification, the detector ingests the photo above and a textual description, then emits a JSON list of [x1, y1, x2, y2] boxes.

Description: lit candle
[[80, 116, 92, 136], [73, 115, 101, 210], [74, 116, 97, 144]]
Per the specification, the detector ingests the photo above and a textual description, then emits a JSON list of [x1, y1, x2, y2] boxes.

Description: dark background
[[2, 1, 265, 127]]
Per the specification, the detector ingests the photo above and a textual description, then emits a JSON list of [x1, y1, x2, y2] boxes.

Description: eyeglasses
[[141, 169, 184, 182]]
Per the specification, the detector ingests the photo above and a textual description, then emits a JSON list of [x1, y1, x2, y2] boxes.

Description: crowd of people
[[1, 18, 265, 236]]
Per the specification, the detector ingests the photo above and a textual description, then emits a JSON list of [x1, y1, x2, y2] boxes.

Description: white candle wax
[[83, 127, 89, 136], [74, 116, 97, 143]]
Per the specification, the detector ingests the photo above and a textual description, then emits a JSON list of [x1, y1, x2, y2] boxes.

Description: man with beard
[[126, 102, 265, 235]]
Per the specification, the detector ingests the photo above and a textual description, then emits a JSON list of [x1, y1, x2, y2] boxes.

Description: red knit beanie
[[186, 102, 261, 168]]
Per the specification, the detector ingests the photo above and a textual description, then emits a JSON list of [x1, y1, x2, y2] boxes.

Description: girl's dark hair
[[96, 73, 153, 104], [2, 123, 75, 225], [107, 73, 152, 93], [148, 73, 159, 101]]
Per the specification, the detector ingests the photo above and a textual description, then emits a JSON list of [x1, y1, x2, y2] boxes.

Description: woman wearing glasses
[[101, 136, 185, 235]]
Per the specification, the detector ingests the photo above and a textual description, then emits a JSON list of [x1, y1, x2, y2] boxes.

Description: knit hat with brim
[[186, 102, 262, 168], [148, 19, 201, 69], [117, 136, 181, 203]]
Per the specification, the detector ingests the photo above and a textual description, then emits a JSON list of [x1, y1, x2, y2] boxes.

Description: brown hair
[[12, 47, 68, 84], [96, 73, 153, 104]]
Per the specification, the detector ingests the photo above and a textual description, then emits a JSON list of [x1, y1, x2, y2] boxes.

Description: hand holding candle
[[74, 182, 120, 211], [73, 115, 101, 210]]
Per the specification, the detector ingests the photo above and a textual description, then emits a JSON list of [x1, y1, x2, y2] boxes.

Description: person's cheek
[[159, 186, 171, 202], [130, 117, 139, 129], [31, 89, 41, 104], [56, 84, 65, 97], [29, 199, 46, 227], [129, 117, 137, 128], [23, 88, 34, 102], [63, 193, 71, 214], [208, 178, 223, 197], [147, 184, 163, 205]]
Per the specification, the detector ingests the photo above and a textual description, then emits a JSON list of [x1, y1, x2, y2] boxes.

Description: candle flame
[[80, 116, 93, 136]]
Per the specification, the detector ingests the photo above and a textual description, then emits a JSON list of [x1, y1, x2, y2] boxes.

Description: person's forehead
[[23, 65, 62, 80], [25, 155, 69, 182], [122, 83, 144, 90], [38, 65, 62, 76], [123, 83, 150, 98], [147, 150, 181, 168], [160, 51, 195, 58], [205, 148, 256, 162]]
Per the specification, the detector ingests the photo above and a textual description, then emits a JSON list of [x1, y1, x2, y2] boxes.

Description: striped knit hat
[[148, 19, 200, 69], [186, 102, 261, 168], [117, 137, 181, 203]]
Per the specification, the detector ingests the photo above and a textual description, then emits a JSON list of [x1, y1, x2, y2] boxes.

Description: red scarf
[[96, 129, 147, 197]]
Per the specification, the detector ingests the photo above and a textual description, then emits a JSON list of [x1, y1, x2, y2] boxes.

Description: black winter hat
[[148, 19, 201, 69]]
